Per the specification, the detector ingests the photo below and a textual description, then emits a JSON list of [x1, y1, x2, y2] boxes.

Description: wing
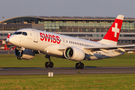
[[83, 44, 135, 55], [56, 43, 135, 56]]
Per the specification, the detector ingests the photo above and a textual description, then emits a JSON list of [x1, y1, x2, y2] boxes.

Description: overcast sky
[[0, 0, 135, 21]]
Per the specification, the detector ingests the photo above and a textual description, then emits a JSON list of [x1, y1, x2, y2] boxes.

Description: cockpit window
[[22, 32, 27, 36], [14, 32, 22, 34], [12, 31, 27, 36]]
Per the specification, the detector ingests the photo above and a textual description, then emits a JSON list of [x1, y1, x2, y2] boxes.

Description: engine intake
[[64, 47, 85, 61]]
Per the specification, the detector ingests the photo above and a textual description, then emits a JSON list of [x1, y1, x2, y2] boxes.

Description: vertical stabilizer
[[99, 15, 124, 45]]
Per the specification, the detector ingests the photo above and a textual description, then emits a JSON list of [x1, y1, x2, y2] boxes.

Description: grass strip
[[0, 74, 135, 90], [0, 53, 135, 68]]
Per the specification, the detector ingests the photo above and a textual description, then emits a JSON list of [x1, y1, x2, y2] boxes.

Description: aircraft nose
[[9, 36, 15, 45], [9, 36, 20, 46]]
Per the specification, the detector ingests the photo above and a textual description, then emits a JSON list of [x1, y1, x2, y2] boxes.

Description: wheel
[[75, 63, 80, 69], [17, 57, 19, 60], [50, 62, 54, 68], [45, 62, 49, 68], [17, 56, 22, 60], [45, 62, 54, 68], [75, 63, 84, 69], [80, 63, 84, 69]]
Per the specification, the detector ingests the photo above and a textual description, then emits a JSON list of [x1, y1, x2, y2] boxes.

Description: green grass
[[0, 53, 135, 68], [0, 74, 135, 90], [1, 54, 135, 90]]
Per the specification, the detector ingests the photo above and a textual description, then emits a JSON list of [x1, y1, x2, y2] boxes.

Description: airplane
[[8, 15, 135, 69]]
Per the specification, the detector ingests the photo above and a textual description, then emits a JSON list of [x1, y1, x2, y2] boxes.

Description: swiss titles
[[40, 32, 61, 44]]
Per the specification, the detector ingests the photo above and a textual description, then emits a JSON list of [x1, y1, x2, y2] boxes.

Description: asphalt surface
[[0, 67, 135, 75], [0, 50, 14, 54]]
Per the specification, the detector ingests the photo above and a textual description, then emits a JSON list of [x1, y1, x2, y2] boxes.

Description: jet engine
[[14, 47, 35, 60], [64, 47, 85, 61]]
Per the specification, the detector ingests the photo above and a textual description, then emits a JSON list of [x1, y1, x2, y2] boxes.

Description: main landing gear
[[75, 62, 84, 69], [45, 55, 54, 68], [44, 55, 84, 69]]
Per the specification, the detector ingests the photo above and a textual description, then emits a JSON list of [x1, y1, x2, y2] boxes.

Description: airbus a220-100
[[8, 15, 135, 69]]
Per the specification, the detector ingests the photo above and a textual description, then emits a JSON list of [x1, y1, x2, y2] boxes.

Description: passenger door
[[33, 30, 38, 43]]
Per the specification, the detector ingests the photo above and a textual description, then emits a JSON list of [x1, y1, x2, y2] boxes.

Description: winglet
[[99, 15, 124, 45]]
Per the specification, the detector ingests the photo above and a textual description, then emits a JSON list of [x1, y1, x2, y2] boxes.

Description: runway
[[0, 67, 135, 75], [0, 50, 14, 54]]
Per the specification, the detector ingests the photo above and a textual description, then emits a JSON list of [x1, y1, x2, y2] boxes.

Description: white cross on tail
[[112, 23, 120, 37]]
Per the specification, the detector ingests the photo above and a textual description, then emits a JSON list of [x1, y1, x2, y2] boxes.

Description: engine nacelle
[[64, 47, 85, 61], [15, 48, 35, 60]]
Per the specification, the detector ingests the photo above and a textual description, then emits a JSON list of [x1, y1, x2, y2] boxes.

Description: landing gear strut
[[75, 62, 84, 69], [45, 55, 54, 68]]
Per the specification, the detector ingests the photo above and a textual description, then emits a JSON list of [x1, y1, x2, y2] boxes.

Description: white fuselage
[[9, 29, 123, 60]]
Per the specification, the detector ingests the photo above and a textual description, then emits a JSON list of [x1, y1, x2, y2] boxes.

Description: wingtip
[[116, 15, 124, 20]]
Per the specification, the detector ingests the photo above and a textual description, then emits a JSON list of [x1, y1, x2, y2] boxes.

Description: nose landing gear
[[17, 56, 22, 60]]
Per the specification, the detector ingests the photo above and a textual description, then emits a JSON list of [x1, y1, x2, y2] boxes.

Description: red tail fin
[[99, 15, 124, 45]]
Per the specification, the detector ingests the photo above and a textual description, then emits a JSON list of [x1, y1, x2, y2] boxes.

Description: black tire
[[80, 63, 84, 69], [17, 57, 19, 60], [17, 56, 22, 60], [45, 62, 49, 68], [50, 62, 54, 68], [75, 63, 80, 69]]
